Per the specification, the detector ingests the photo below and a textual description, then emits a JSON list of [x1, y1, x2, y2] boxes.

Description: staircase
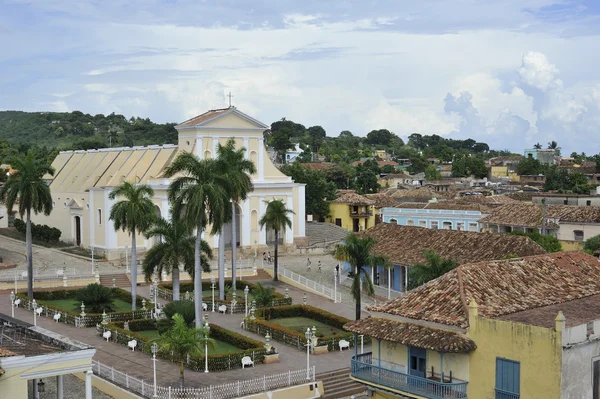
[[99, 273, 130, 288], [244, 269, 272, 281], [305, 222, 349, 247], [318, 368, 366, 399]]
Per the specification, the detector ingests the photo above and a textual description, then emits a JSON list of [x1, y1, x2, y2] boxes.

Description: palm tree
[[109, 182, 155, 310], [217, 138, 256, 291], [259, 199, 293, 282], [533, 142, 542, 149], [408, 249, 458, 290], [547, 140, 561, 155], [142, 216, 213, 300], [0, 149, 54, 298], [165, 153, 231, 327], [334, 233, 387, 321], [157, 313, 214, 388]]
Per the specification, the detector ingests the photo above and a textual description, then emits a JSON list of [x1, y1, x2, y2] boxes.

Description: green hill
[[0, 110, 178, 150]]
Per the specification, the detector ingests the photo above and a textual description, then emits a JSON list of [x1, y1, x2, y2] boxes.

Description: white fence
[[0, 268, 97, 282], [92, 360, 315, 399], [266, 265, 342, 303]]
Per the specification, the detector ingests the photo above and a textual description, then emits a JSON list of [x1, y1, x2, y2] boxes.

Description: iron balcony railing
[[351, 353, 468, 399], [495, 389, 520, 399], [349, 210, 373, 218]]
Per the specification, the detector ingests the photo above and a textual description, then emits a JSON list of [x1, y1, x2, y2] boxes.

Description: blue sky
[[1, 0, 600, 154]]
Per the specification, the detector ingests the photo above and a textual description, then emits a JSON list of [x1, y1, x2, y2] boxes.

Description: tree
[[365, 129, 393, 146], [408, 249, 458, 289], [509, 231, 562, 253], [157, 301, 195, 333], [259, 199, 293, 282], [307, 125, 326, 152], [0, 149, 54, 298], [424, 165, 441, 180], [252, 283, 276, 307], [217, 138, 256, 291], [517, 157, 544, 176], [157, 314, 214, 387], [534, 143, 542, 149], [269, 129, 294, 163], [354, 168, 379, 194], [109, 182, 156, 310], [407, 133, 425, 150], [143, 217, 213, 300], [334, 233, 387, 320], [281, 163, 337, 218], [407, 156, 429, 174], [165, 154, 231, 327], [544, 166, 592, 193], [584, 234, 600, 254], [75, 283, 116, 313], [547, 140, 561, 155]]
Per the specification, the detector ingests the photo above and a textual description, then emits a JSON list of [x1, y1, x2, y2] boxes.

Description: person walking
[[317, 260, 322, 272], [307, 257, 312, 271]]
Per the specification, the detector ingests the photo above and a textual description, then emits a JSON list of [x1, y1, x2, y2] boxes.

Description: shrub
[[252, 283, 276, 308], [76, 283, 116, 313], [584, 234, 600, 254], [509, 231, 562, 253], [14, 218, 61, 242], [156, 301, 195, 333]]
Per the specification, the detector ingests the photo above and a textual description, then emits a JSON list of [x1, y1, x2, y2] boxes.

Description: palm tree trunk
[[231, 201, 237, 291], [172, 266, 180, 301], [355, 265, 361, 321], [131, 227, 137, 311], [26, 209, 33, 299], [194, 228, 203, 327], [273, 229, 279, 282], [218, 233, 225, 300], [179, 361, 185, 388]]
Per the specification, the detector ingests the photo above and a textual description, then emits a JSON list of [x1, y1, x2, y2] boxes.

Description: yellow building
[[327, 192, 376, 232], [345, 251, 600, 399], [0, 315, 96, 399], [31, 107, 307, 259], [374, 150, 388, 160]]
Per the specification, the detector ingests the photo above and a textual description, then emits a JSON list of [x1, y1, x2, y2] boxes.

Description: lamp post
[[32, 299, 38, 326], [305, 327, 315, 380], [153, 279, 158, 313], [10, 291, 15, 318], [204, 322, 210, 373], [210, 275, 216, 312], [151, 342, 158, 398], [244, 285, 249, 317], [333, 270, 337, 303]]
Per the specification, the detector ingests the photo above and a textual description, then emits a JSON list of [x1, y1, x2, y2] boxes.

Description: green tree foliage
[[517, 157, 544, 175], [354, 165, 379, 194], [584, 234, 600, 254], [157, 301, 196, 333], [547, 140, 561, 155], [259, 199, 293, 282], [323, 165, 353, 189], [252, 283, 276, 307], [534, 143, 542, 149], [0, 149, 54, 298], [407, 156, 429, 174], [424, 165, 442, 180], [365, 129, 394, 146], [334, 233, 388, 320], [451, 156, 488, 178], [269, 129, 294, 163], [75, 284, 116, 313], [509, 231, 562, 253], [280, 163, 337, 218], [13, 219, 61, 242], [307, 125, 326, 151], [408, 250, 459, 289], [543, 166, 593, 193]]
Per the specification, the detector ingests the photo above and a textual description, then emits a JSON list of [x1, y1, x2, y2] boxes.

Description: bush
[[509, 231, 562, 253], [14, 218, 61, 242], [585, 234, 600, 254], [156, 301, 195, 333], [76, 283, 116, 313]]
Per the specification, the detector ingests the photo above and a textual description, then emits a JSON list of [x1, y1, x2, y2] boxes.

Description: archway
[[74, 216, 81, 246]]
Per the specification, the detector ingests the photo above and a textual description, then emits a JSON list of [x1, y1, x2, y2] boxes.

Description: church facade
[[33, 107, 306, 260]]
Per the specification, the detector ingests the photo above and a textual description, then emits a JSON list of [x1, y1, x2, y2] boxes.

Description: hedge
[[14, 218, 61, 242], [16, 288, 153, 327], [246, 304, 362, 352], [97, 320, 266, 372]]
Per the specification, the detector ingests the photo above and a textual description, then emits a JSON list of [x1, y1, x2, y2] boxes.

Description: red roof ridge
[[456, 266, 469, 321]]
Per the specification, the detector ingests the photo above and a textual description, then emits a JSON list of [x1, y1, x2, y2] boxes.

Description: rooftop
[[364, 193, 398, 208], [369, 252, 600, 329], [362, 223, 545, 267], [331, 192, 375, 206], [176, 107, 232, 127], [351, 160, 399, 168], [479, 203, 600, 227]]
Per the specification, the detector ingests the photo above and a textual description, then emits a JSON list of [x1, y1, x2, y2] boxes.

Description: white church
[[33, 107, 307, 260]]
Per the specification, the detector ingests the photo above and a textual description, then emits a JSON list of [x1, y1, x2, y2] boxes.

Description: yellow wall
[[490, 166, 508, 178], [560, 240, 583, 251], [326, 203, 376, 232], [468, 310, 562, 399]]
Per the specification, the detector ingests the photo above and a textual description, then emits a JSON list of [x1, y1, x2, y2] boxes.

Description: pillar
[[33, 379, 40, 399], [259, 197, 266, 245], [57, 375, 64, 399], [258, 137, 265, 180], [85, 370, 93, 399], [286, 195, 294, 244]]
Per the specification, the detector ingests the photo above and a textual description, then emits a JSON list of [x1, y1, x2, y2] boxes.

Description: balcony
[[495, 389, 519, 399], [351, 353, 468, 399], [349, 210, 373, 218]]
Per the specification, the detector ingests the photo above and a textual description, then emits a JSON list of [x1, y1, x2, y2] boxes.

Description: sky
[[1, 0, 600, 154]]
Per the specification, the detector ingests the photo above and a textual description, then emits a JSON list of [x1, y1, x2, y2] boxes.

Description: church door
[[74, 216, 81, 246]]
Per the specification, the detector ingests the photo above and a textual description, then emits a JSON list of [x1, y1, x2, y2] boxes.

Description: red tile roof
[[332, 192, 375, 206], [177, 108, 231, 127], [370, 252, 600, 328], [365, 193, 398, 208], [479, 203, 600, 227], [299, 162, 335, 170]]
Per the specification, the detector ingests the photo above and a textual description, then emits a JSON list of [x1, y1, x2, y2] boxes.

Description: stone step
[[317, 368, 366, 399], [99, 274, 130, 288]]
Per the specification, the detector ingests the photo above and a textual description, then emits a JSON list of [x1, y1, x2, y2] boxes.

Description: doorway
[[74, 216, 81, 246], [409, 347, 426, 378], [353, 218, 360, 232]]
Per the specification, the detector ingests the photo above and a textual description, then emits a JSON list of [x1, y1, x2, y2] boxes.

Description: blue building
[[380, 207, 484, 231]]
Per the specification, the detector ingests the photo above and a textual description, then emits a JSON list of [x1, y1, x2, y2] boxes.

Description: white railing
[[92, 360, 315, 399], [266, 265, 342, 303], [371, 284, 404, 300], [0, 268, 98, 281]]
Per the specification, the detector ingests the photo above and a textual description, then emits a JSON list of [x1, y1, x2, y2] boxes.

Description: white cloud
[[518, 51, 562, 92]]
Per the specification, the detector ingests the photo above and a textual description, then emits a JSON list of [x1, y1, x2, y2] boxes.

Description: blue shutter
[[496, 358, 520, 394]]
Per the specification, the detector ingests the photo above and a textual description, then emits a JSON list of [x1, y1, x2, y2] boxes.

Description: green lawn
[[137, 330, 242, 354], [43, 298, 133, 313], [271, 317, 344, 337]]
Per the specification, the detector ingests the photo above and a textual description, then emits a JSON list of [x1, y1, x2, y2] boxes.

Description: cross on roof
[[227, 91, 234, 107]]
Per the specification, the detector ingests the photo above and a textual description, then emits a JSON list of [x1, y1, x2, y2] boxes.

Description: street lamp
[[333, 270, 337, 303], [153, 279, 159, 314], [204, 322, 210, 373], [10, 291, 15, 318], [244, 285, 249, 317], [151, 342, 158, 398], [305, 327, 315, 380], [32, 299, 38, 326], [210, 275, 216, 312]]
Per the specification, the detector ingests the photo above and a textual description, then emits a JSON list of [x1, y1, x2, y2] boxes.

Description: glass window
[[457, 222, 465, 231], [574, 230, 584, 241], [407, 219, 414, 226], [97, 209, 102, 225], [431, 221, 439, 230], [469, 222, 478, 231], [495, 358, 520, 399], [419, 220, 427, 227]]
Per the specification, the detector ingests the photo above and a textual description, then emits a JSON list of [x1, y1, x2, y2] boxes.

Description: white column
[[196, 137, 203, 159], [213, 233, 219, 249], [33, 379, 39, 399], [286, 195, 294, 244], [297, 185, 306, 237], [258, 137, 265, 180], [213, 137, 219, 158], [85, 370, 93, 399], [243, 138, 249, 158], [57, 375, 64, 399], [89, 190, 94, 249], [162, 198, 171, 221], [104, 189, 117, 250], [259, 197, 266, 245], [242, 198, 251, 246]]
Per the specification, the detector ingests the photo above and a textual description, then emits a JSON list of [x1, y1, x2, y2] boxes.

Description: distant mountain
[[0, 110, 178, 150]]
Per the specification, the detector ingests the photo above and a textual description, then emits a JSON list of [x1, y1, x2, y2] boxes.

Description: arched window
[[204, 150, 211, 159], [389, 219, 398, 225], [97, 209, 102, 225], [407, 219, 414, 226]]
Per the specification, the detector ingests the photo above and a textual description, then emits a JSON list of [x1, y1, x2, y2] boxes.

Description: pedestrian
[[335, 263, 340, 277], [307, 257, 312, 271], [267, 251, 272, 264], [263, 251, 267, 261], [317, 261, 322, 272]]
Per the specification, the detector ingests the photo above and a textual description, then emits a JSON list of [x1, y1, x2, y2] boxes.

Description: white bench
[[218, 305, 227, 314], [128, 339, 137, 351], [202, 303, 208, 311], [241, 356, 254, 368], [14, 298, 21, 307], [53, 313, 61, 323], [339, 340, 350, 351], [35, 307, 43, 316], [103, 331, 111, 342]]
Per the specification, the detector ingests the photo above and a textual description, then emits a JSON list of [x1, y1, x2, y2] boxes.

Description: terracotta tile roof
[[332, 192, 375, 206], [344, 317, 477, 353], [489, 156, 524, 165], [0, 347, 16, 357], [391, 188, 436, 199], [370, 251, 600, 328], [456, 195, 518, 205], [506, 192, 534, 202], [394, 201, 490, 212], [365, 193, 398, 208], [177, 107, 231, 127], [299, 162, 335, 170], [394, 202, 428, 209], [362, 223, 545, 267], [479, 203, 600, 227]]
